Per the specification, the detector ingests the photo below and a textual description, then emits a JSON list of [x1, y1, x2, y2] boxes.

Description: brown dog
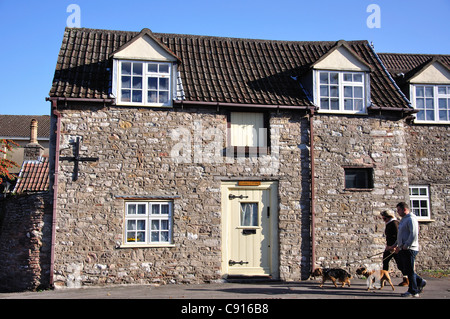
[[356, 266, 395, 291], [312, 267, 352, 288]]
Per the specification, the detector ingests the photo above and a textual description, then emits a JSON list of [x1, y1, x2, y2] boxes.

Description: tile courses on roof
[[378, 52, 450, 83], [49, 27, 411, 111], [13, 157, 49, 193], [0, 115, 50, 139]]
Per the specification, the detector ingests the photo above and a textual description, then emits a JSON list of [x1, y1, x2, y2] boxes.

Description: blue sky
[[0, 0, 448, 115]]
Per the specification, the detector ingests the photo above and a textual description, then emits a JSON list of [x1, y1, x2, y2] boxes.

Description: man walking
[[395, 202, 426, 297]]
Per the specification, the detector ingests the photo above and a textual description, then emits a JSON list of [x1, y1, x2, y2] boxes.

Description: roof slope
[[13, 157, 49, 193], [378, 53, 450, 83], [0, 115, 50, 138], [49, 27, 410, 109]]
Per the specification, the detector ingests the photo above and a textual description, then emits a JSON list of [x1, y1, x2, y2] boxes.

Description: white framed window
[[409, 186, 431, 220], [412, 85, 450, 123], [316, 70, 367, 113], [124, 201, 173, 245], [117, 60, 172, 107]]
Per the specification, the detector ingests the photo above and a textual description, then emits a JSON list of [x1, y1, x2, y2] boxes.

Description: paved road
[[1, 276, 448, 299]]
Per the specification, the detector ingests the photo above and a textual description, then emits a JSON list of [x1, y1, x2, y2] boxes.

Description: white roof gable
[[313, 44, 371, 72], [409, 61, 450, 84]]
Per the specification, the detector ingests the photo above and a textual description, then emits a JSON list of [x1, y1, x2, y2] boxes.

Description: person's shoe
[[398, 277, 409, 286], [419, 280, 427, 293], [401, 292, 419, 298]]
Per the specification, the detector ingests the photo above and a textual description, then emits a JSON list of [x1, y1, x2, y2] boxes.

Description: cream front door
[[221, 182, 278, 278]]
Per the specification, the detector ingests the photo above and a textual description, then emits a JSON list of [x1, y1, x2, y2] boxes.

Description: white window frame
[[315, 70, 368, 114], [123, 201, 174, 247], [411, 84, 450, 124], [115, 60, 173, 107], [409, 185, 431, 221]]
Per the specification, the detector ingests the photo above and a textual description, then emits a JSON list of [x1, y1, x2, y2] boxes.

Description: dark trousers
[[382, 250, 402, 272], [397, 249, 424, 294]]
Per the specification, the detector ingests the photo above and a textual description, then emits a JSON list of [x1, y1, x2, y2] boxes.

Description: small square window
[[344, 168, 373, 189], [409, 186, 431, 220]]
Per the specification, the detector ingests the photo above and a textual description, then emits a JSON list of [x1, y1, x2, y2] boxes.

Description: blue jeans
[[398, 249, 423, 294]]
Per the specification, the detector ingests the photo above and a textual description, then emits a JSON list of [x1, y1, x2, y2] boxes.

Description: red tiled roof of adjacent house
[[49, 27, 411, 110], [13, 157, 49, 193], [0, 115, 50, 139]]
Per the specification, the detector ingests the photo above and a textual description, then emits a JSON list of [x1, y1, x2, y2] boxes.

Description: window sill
[[344, 188, 374, 192], [417, 219, 435, 223], [223, 146, 270, 157], [118, 243, 176, 249]]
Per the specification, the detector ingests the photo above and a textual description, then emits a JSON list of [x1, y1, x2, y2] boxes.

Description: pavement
[[1, 275, 448, 299]]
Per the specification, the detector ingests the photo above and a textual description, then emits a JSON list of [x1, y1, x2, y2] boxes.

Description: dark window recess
[[344, 168, 373, 189]]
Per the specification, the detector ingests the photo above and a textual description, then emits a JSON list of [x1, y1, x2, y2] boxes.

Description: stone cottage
[[44, 27, 448, 288]]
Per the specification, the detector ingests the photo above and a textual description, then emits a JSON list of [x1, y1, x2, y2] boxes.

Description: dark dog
[[356, 266, 395, 291], [312, 267, 352, 288]]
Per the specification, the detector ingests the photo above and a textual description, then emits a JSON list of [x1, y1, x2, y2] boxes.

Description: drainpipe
[[49, 99, 61, 288], [309, 107, 316, 272]]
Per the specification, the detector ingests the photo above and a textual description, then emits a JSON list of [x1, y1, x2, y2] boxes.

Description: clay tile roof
[[13, 157, 49, 193], [0, 115, 50, 138], [49, 27, 411, 110]]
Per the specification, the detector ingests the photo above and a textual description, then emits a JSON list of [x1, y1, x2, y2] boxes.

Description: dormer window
[[111, 28, 181, 108], [318, 71, 365, 113], [411, 85, 450, 123], [118, 60, 172, 106]]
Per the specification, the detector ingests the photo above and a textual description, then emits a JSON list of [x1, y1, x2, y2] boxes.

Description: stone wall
[[313, 114, 410, 272], [0, 192, 52, 292], [52, 104, 311, 287], [404, 124, 450, 271]]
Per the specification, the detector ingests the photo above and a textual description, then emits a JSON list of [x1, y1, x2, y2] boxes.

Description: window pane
[[320, 85, 329, 97], [419, 188, 427, 196], [426, 110, 434, 121], [137, 204, 146, 214], [161, 204, 169, 215], [438, 98, 447, 109], [355, 99, 363, 111], [132, 77, 142, 89], [137, 220, 146, 230], [159, 78, 169, 90], [320, 72, 328, 84], [136, 232, 145, 242], [425, 87, 433, 97], [122, 62, 131, 75], [161, 220, 169, 230], [438, 86, 446, 94], [416, 110, 425, 121], [121, 76, 131, 89], [152, 205, 160, 215], [132, 90, 142, 103], [439, 110, 449, 121], [240, 203, 258, 227], [128, 204, 136, 215], [148, 91, 157, 103], [344, 99, 353, 110], [426, 98, 434, 108], [320, 98, 329, 109], [330, 86, 339, 97], [133, 63, 143, 75], [344, 86, 352, 97], [151, 220, 159, 230], [151, 232, 159, 242], [330, 99, 339, 110], [354, 86, 363, 98], [121, 90, 131, 102], [416, 86, 424, 97], [353, 74, 363, 82], [416, 98, 424, 109], [159, 91, 169, 104], [344, 73, 352, 82], [159, 64, 169, 73], [148, 77, 158, 90], [148, 64, 158, 73], [127, 220, 136, 230], [161, 231, 169, 242], [330, 73, 338, 84]]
